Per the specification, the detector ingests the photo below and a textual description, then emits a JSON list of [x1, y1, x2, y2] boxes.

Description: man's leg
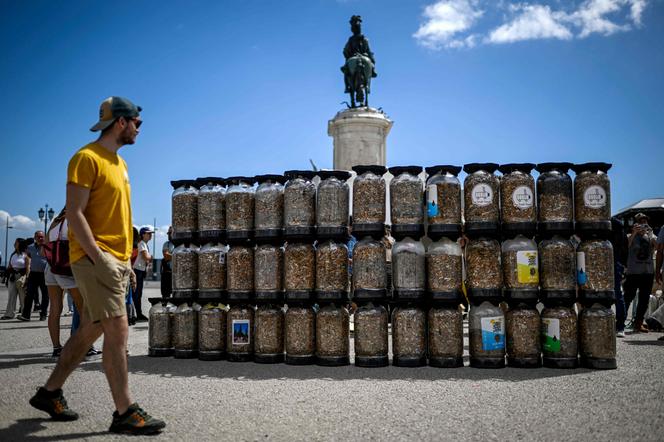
[[622, 275, 637, 327], [21, 273, 37, 319], [614, 263, 626, 333], [100, 315, 132, 414], [46, 285, 64, 349], [39, 273, 49, 319], [133, 270, 145, 319], [634, 274, 655, 328]]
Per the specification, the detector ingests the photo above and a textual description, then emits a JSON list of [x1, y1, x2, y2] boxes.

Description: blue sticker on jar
[[481, 316, 505, 351], [427, 184, 438, 218]]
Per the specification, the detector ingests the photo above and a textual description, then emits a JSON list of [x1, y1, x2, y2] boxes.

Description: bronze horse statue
[[341, 16, 377, 108]]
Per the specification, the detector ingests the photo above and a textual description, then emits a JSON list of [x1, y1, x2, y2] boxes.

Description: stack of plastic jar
[[172, 244, 199, 298], [388, 166, 424, 240], [196, 177, 226, 244], [254, 174, 284, 242], [462, 163, 500, 237], [535, 162, 573, 235], [465, 238, 502, 304], [572, 162, 612, 234], [501, 234, 539, 303], [197, 243, 226, 301], [469, 301, 505, 368], [506, 300, 541, 368], [351, 165, 387, 239], [148, 297, 174, 357], [353, 302, 389, 367], [171, 180, 199, 245], [254, 303, 285, 363], [173, 299, 200, 359], [425, 165, 462, 239], [284, 301, 316, 365], [283, 170, 316, 240], [227, 303, 254, 362], [315, 240, 349, 303], [316, 170, 350, 240], [538, 236, 576, 305], [226, 244, 254, 303], [541, 302, 578, 368], [499, 163, 537, 236], [351, 236, 387, 301], [579, 303, 617, 369], [226, 176, 255, 243], [316, 303, 350, 366], [198, 300, 227, 361]]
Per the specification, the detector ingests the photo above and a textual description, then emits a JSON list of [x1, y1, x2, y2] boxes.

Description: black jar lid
[[388, 165, 423, 176], [571, 162, 612, 174], [196, 177, 225, 187], [535, 162, 573, 174], [254, 174, 285, 184], [148, 297, 162, 306], [284, 170, 315, 180], [319, 170, 351, 181], [171, 179, 197, 189], [227, 176, 255, 185], [425, 165, 462, 176], [352, 165, 387, 176], [498, 163, 536, 175], [463, 163, 499, 174]]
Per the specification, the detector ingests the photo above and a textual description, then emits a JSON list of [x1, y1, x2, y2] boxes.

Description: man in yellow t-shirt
[[29, 97, 165, 435]]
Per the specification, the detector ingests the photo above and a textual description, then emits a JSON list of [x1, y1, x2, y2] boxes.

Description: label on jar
[[426, 184, 438, 217], [481, 316, 505, 351], [471, 184, 493, 207], [541, 318, 561, 352], [511, 186, 534, 209], [583, 185, 607, 209], [517, 251, 539, 284], [576, 252, 587, 285], [219, 252, 225, 265], [231, 319, 250, 345]]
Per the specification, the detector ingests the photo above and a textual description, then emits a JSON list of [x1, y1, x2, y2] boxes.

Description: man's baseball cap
[[139, 226, 155, 235], [90, 96, 142, 132]]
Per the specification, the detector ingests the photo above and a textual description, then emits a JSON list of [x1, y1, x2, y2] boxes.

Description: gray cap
[[90, 96, 142, 132]]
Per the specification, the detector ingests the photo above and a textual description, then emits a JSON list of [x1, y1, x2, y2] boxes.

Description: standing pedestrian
[[623, 213, 657, 333], [610, 217, 628, 337], [1, 239, 28, 319], [19, 231, 49, 321], [29, 96, 165, 434], [160, 226, 174, 298], [132, 226, 153, 321]]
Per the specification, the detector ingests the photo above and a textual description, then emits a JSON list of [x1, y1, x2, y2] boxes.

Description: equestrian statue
[[341, 15, 377, 108]]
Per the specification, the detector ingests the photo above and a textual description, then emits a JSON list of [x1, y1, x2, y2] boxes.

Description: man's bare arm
[[66, 183, 103, 264]]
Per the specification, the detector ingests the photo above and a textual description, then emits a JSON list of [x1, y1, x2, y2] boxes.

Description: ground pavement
[[0, 283, 662, 441]]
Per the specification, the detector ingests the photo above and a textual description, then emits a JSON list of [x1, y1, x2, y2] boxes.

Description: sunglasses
[[123, 116, 143, 128]]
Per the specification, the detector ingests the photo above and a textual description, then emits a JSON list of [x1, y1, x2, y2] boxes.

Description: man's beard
[[117, 127, 135, 145]]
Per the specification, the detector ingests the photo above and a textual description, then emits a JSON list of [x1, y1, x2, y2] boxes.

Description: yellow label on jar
[[517, 250, 539, 284]]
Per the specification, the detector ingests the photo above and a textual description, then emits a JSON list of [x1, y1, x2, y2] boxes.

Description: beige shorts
[[71, 251, 130, 322]]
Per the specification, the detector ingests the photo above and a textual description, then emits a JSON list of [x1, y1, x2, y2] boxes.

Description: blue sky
[[1, 0, 662, 259]]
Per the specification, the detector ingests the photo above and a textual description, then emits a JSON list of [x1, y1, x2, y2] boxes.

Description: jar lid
[[571, 162, 612, 174], [388, 165, 423, 176], [352, 165, 387, 176], [535, 162, 573, 174], [227, 176, 256, 185], [171, 179, 197, 189], [463, 163, 499, 174], [425, 165, 462, 176], [148, 297, 162, 305], [498, 163, 535, 174], [196, 177, 225, 187], [319, 170, 351, 181], [284, 170, 315, 180], [254, 174, 285, 184]]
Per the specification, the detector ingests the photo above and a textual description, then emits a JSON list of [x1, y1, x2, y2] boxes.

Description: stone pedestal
[[328, 107, 393, 171]]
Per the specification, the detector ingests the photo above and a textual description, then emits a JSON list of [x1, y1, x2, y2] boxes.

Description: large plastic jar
[[392, 305, 427, 367], [505, 302, 541, 368], [465, 238, 502, 303], [285, 305, 316, 365], [172, 244, 199, 297], [541, 304, 578, 368], [392, 237, 426, 302], [428, 306, 463, 368], [462, 163, 500, 237], [197, 243, 226, 299], [351, 165, 387, 238], [226, 176, 255, 242], [316, 170, 350, 239], [388, 166, 424, 239], [577, 238, 614, 305], [351, 236, 387, 301], [254, 304, 285, 363], [173, 301, 199, 359], [425, 165, 462, 239], [198, 302, 227, 361], [148, 298, 173, 357], [283, 170, 316, 239], [469, 301, 505, 368], [170, 180, 198, 244], [353, 302, 389, 367], [226, 245, 254, 302], [535, 162, 573, 234], [579, 303, 617, 369], [284, 242, 316, 301], [196, 177, 226, 243], [254, 244, 283, 302], [254, 174, 284, 241], [315, 240, 349, 302], [426, 237, 463, 303], [501, 235, 539, 302], [227, 304, 254, 362], [572, 162, 612, 232], [316, 303, 350, 366], [538, 236, 576, 303], [499, 163, 536, 235]]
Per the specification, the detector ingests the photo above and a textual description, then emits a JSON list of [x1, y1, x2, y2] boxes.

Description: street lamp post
[[38, 204, 55, 232], [4, 215, 13, 266]]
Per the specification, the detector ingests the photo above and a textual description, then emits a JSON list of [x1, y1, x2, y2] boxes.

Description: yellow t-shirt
[[67, 142, 132, 263]]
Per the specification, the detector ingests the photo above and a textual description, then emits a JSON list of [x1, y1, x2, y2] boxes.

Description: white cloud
[[0, 210, 40, 232], [415, 0, 650, 49], [487, 5, 573, 43], [413, 0, 484, 49]]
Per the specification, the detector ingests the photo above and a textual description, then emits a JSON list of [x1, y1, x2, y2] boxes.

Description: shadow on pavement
[[0, 353, 57, 370], [623, 340, 664, 347], [78, 354, 594, 383], [0, 418, 107, 440]]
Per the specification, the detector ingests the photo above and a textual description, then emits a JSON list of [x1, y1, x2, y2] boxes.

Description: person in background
[[19, 231, 49, 321], [623, 213, 657, 333], [1, 239, 28, 319], [126, 227, 139, 326], [610, 217, 628, 337], [132, 226, 153, 321], [29, 96, 165, 433], [64, 292, 74, 316], [160, 226, 174, 298], [655, 226, 664, 341]]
